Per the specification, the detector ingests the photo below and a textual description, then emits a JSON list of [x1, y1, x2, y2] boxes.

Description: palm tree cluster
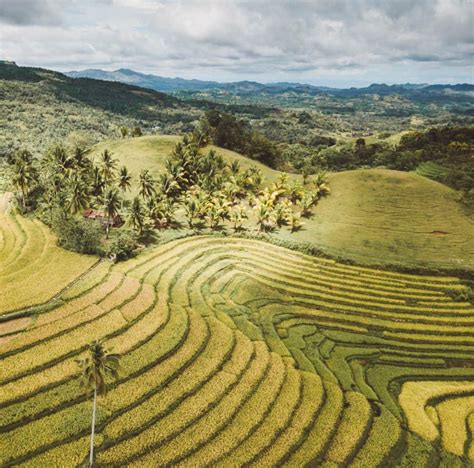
[[10, 146, 131, 238], [126, 137, 266, 233], [10, 137, 330, 246], [252, 172, 330, 232], [129, 137, 329, 234]]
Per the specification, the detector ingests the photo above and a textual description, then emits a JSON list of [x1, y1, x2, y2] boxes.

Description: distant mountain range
[[65, 67, 474, 97]]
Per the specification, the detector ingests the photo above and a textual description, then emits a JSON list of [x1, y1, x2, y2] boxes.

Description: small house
[[83, 209, 122, 227]]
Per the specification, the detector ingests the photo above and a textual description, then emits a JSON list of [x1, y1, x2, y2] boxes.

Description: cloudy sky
[[0, 0, 473, 87]]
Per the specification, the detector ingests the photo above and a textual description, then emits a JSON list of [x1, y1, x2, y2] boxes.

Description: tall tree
[[118, 166, 132, 194], [103, 189, 121, 238], [99, 149, 118, 187], [11, 149, 36, 210], [76, 341, 120, 467], [127, 196, 145, 234], [67, 175, 90, 215], [138, 169, 156, 200]]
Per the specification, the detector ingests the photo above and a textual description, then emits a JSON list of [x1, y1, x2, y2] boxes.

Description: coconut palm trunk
[[89, 387, 97, 466]]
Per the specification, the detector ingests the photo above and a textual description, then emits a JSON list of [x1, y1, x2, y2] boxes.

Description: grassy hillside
[[90, 135, 285, 185], [284, 169, 474, 270], [91, 135, 474, 271], [0, 235, 472, 465], [0, 194, 96, 315]]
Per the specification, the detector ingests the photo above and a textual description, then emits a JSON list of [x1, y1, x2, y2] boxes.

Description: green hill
[[92, 135, 474, 271], [0, 62, 199, 155], [285, 169, 474, 270], [90, 135, 285, 184]]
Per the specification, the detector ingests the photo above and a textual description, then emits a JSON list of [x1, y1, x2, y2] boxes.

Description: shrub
[[106, 230, 138, 261], [52, 212, 104, 255]]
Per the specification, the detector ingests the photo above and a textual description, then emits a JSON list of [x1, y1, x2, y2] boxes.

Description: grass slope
[[289, 169, 474, 270], [92, 136, 474, 270], [90, 135, 284, 185], [0, 236, 472, 466], [0, 193, 97, 315]]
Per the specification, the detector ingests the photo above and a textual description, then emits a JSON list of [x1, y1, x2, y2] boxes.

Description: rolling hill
[[0, 193, 96, 315], [0, 62, 200, 155], [91, 135, 474, 271], [288, 169, 474, 270]]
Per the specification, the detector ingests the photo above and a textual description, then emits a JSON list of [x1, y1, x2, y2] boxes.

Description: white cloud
[[0, 0, 472, 86]]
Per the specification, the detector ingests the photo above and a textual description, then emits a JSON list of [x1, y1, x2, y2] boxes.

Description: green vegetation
[[285, 169, 474, 270], [0, 62, 199, 156], [1, 61, 474, 467]]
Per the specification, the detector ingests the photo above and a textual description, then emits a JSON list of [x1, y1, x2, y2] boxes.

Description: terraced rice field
[[0, 193, 96, 315], [1, 235, 473, 466]]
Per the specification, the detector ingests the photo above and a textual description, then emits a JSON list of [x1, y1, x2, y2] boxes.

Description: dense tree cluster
[[8, 145, 135, 255], [279, 126, 474, 207], [196, 110, 281, 168], [126, 136, 329, 235], [8, 135, 330, 257]]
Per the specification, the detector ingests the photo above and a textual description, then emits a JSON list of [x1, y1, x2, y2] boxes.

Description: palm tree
[[12, 150, 36, 210], [228, 160, 240, 176], [103, 189, 121, 238], [299, 193, 316, 218], [138, 169, 156, 200], [289, 211, 304, 232], [128, 196, 145, 234], [120, 126, 128, 138], [118, 166, 132, 211], [183, 195, 199, 228], [38, 189, 56, 225], [230, 205, 248, 231], [67, 176, 90, 215], [118, 166, 132, 194], [76, 341, 120, 467], [91, 166, 105, 199], [99, 149, 118, 187], [274, 202, 290, 227], [157, 173, 180, 200], [12, 162, 33, 210], [287, 181, 304, 204], [72, 147, 91, 172], [51, 145, 74, 175], [255, 204, 275, 232]]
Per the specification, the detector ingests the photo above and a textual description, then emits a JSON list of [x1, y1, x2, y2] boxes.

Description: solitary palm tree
[[77, 341, 120, 467], [103, 189, 121, 238]]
